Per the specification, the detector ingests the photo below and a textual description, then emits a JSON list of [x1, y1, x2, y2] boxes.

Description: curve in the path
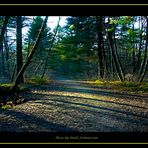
[[0, 78, 148, 132]]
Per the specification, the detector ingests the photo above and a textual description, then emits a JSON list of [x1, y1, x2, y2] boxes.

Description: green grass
[[27, 76, 48, 84], [0, 83, 29, 108], [0, 83, 13, 88], [0, 83, 29, 93], [1, 104, 13, 110], [89, 80, 148, 93], [0, 84, 13, 87], [27, 76, 53, 85]]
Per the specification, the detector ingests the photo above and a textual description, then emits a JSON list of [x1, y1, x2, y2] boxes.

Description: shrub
[[121, 81, 139, 87], [28, 76, 50, 84], [125, 73, 135, 82], [90, 80, 148, 93]]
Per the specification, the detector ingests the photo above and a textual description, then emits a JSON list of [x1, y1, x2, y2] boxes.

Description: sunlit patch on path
[[0, 78, 148, 132]]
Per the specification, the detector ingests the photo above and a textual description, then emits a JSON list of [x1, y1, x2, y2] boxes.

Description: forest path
[[0, 77, 148, 132]]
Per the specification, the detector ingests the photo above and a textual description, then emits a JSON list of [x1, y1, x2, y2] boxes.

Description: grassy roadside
[[85, 80, 148, 94], [0, 77, 54, 109]]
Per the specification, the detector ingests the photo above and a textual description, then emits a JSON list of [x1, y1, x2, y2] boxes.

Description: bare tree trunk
[[16, 16, 24, 83], [1, 43, 6, 76], [0, 16, 10, 77], [108, 26, 125, 81], [34, 61, 43, 75], [96, 16, 105, 80], [4, 30, 10, 78], [107, 36, 113, 80], [138, 16, 148, 82], [132, 50, 136, 74], [41, 17, 61, 78], [11, 64, 16, 83], [134, 16, 143, 73], [11, 16, 49, 93], [0, 16, 10, 47], [139, 60, 148, 82]]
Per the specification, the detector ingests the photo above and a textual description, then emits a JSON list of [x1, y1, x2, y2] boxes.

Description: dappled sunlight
[[1, 78, 148, 132], [0, 15, 148, 135], [30, 86, 148, 112], [14, 96, 148, 132]]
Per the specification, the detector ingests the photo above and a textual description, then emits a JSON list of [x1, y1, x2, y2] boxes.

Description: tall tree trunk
[[11, 16, 49, 93], [132, 24, 136, 74], [96, 16, 105, 79], [138, 16, 148, 82], [134, 16, 143, 73], [132, 50, 136, 74], [114, 30, 124, 79], [105, 17, 124, 81], [16, 16, 24, 83], [11, 64, 16, 83], [4, 30, 10, 78], [0, 16, 10, 47], [41, 17, 61, 78], [1, 43, 6, 76], [34, 61, 43, 76], [107, 36, 113, 80], [86, 49, 91, 79], [108, 27, 125, 82], [139, 60, 148, 82], [0, 16, 10, 77]]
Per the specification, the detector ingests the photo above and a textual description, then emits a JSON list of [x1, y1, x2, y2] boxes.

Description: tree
[[96, 16, 105, 79], [138, 16, 148, 82], [16, 16, 23, 83], [41, 16, 61, 78], [106, 18, 125, 81], [66, 16, 98, 79], [0, 16, 10, 77], [4, 29, 10, 78], [11, 16, 49, 93], [25, 16, 52, 78]]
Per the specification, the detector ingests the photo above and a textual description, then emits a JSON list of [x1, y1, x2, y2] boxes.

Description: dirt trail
[[0, 78, 148, 132]]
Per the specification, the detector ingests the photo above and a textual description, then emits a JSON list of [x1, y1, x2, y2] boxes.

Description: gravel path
[[0, 78, 148, 132]]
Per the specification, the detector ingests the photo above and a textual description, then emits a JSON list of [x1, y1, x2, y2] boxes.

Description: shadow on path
[[0, 109, 78, 132], [28, 93, 148, 110], [34, 100, 148, 131]]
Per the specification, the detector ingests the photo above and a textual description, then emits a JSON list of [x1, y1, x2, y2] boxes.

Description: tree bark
[[134, 16, 143, 73], [1, 43, 6, 76], [11, 16, 49, 93], [138, 16, 148, 82], [16, 16, 24, 83], [0, 16, 10, 47], [96, 16, 105, 79], [41, 17, 61, 78], [4, 30, 10, 78], [0, 16, 10, 77], [107, 24, 125, 82]]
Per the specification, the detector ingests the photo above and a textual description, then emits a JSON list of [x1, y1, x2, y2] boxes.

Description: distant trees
[[41, 16, 61, 78], [0, 16, 147, 85], [25, 16, 52, 78], [96, 16, 106, 79], [49, 16, 147, 82], [138, 16, 148, 82], [0, 16, 10, 77], [12, 16, 49, 92], [0, 16, 50, 85]]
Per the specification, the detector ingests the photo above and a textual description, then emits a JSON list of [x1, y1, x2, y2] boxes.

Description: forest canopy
[[0, 16, 147, 86]]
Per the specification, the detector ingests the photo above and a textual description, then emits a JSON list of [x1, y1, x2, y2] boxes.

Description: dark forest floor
[[0, 77, 148, 132]]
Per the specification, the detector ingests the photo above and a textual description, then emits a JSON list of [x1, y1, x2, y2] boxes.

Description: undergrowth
[[27, 76, 53, 85], [89, 80, 148, 93], [0, 83, 28, 109]]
